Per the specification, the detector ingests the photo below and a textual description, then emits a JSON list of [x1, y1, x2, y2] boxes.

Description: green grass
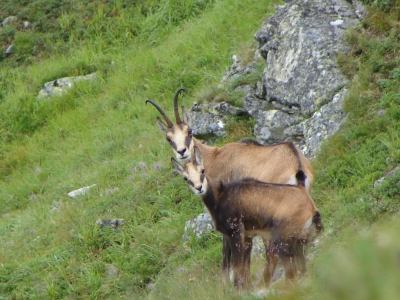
[[1, 0, 400, 299]]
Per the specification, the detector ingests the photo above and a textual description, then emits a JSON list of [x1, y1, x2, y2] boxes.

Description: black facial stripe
[[171, 141, 177, 149], [184, 135, 192, 149]]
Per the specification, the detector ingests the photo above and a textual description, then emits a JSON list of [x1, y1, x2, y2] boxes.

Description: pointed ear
[[193, 146, 203, 165], [156, 117, 168, 134], [171, 157, 183, 174], [182, 106, 191, 127]]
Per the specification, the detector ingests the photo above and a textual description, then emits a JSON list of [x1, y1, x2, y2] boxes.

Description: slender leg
[[279, 254, 295, 283], [229, 227, 246, 291], [222, 236, 232, 282], [243, 236, 253, 289], [293, 241, 307, 278], [263, 238, 278, 286]]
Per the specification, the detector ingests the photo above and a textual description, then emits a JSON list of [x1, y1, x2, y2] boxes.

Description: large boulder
[[183, 0, 366, 282], [189, 0, 364, 158]]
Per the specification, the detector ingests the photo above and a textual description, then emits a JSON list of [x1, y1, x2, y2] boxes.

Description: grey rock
[[96, 219, 125, 229], [37, 73, 97, 99], [254, 0, 357, 117], [354, 0, 368, 19], [220, 55, 257, 87], [23, 21, 30, 29], [374, 167, 399, 188], [5, 44, 14, 55], [189, 110, 226, 137], [287, 88, 347, 157], [181, 213, 214, 241], [189, 0, 363, 159], [68, 184, 97, 198], [2, 16, 18, 27], [253, 109, 304, 143], [209, 101, 247, 116]]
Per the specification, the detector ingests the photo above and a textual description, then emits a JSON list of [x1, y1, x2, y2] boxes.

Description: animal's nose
[[177, 148, 186, 156], [195, 185, 202, 192]]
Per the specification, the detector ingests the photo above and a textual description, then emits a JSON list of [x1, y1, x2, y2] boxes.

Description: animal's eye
[[166, 136, 172, 143], [188, 128, 192, 135], [183, 177, 188, 181]]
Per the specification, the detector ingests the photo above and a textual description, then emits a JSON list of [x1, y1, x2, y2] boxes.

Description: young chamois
[[172, 147, 323, 290], [146, 88, 315, 283]]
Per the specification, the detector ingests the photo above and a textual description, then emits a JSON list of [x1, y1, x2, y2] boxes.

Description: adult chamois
[[146, 88, 314, 283], [172, 147, 323, 290]]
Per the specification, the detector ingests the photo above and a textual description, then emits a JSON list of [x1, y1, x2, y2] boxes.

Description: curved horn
[[146, 100, 173, 127], [173, 88, 185, 124]]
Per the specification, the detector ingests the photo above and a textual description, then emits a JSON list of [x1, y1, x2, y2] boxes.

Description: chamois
[[172, 147, 323, 290], [146, 88, 315, 282]]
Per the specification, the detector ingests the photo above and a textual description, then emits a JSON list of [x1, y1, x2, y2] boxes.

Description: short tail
[[295, 170, 307, 187], [287, 142, 307, 188], [312, 211, 324, 233]]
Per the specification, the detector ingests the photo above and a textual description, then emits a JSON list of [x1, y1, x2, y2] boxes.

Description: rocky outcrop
[[189, 0, 365, 158], [182, 0, 366, 265]]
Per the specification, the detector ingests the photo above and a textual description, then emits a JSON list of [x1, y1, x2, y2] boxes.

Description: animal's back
[[204, 142, 313, 189], [218, 179, 317, 238]]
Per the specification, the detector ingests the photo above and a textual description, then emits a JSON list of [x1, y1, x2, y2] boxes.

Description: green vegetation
[[0, 0, 399, 299]]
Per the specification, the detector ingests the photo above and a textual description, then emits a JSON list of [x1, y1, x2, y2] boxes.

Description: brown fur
[[147, 89, 315, 286], [172, 148, 323, 290], [194, 140, 313, 189]]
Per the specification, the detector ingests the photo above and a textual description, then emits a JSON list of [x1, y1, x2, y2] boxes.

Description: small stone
[[68, 184, 97, 198], [374, 168, 399, 188], [5, 44, 14, 55], [96, 219, 125, 229], [2, 16, 18, 27]]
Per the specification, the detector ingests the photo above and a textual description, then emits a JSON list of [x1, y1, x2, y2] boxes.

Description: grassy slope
[[0, 0, 399, 299], [0, 0, 279, 299]]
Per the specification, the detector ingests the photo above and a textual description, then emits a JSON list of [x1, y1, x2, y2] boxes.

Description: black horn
[[145, 99, 173, 127], [173, 88, 185, 124]]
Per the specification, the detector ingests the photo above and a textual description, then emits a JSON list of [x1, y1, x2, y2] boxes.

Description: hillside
[[1, 0, 400, 299]]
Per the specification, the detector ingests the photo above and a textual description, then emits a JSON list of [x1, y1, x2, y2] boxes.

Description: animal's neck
[[200, 177, 220, 222], [193, 138, 218, 169]]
